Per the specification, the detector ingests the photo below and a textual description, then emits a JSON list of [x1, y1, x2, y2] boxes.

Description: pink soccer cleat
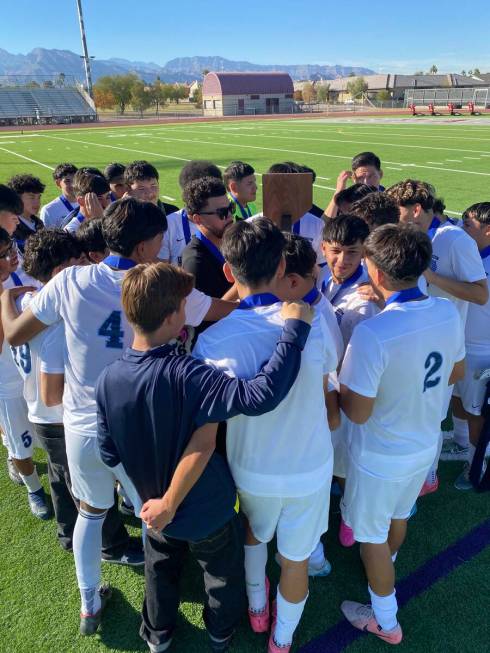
[[248, 576, 270, 633], [339, 518, 356, 547], [341, 600, 403, 644], [419, 475, 439, 497], [268, 600, 291, 653]]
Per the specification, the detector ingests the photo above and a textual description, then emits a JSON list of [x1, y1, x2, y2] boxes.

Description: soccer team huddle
[[0, 149, 489, 653]]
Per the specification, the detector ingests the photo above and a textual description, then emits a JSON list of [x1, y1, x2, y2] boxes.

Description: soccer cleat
[[101, 540, 144, 566], [79, 584, 112, 636], [339, 518, 356, 547], [268, 601, 291, 653], [248, 576, 270, 633], [440, 439, 469, 462], [7, 458, 23, 485], [27, 487, 52, 520], [341, 601, 403, 644], [419, 475, 439, 497], [454, 462, 475, 491], [208, 631, 234, 652], [308, 556, 332, 577]]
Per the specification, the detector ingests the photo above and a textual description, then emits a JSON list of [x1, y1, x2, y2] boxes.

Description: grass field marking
[[463, 156, 482, 160], [161, 194, 176, 201], [446, 210, 463, 216], [155, 124, 490, 156], [0, 146, 54, 171], [387, 166, 403, 171], [316, 176, 330, 180], [446, 159, 462, 162], [140, 132, 490, 177]]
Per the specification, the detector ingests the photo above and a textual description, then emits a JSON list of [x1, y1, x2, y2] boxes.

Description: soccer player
[[387, 180, 488, 491], [12, 229, 83, 547], [331, 184, 377, 218], [40, 163, 78, 228], [7, 174, 45, 252], [61, 170, 111, 234], [223, 161, 258, 221], [124, 160, 179, 216], [76, 218, 109, 264], [104, 162, 128, 201], [452, 202, 490, 488], [0, 184, 22, 236], [194, 219, 337, 653], [0, 227, 50, 519], [96, 261, 313, 653], [2, 197, 240, 635], [159, 160, 223, 265], [339, 224, 465, 644], [324, 152, 384, 218], [350, 191, 400, 230], [181, 177, 234, 299]]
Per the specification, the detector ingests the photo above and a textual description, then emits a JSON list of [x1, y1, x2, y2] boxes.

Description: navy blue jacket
[[96, 318, 310, 540]]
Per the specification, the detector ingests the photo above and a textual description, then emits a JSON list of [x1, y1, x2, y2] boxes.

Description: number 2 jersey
[[29, 261, 212, 438], [339, 295, 465, 480]]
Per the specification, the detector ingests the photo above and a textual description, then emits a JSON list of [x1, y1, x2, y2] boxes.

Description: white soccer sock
[[468, 443, 477, 467], [453, 417, 470, 448], [368, 586, 398, 631], [273, 588, 308, 647], [20, 468, 42, 494], [244, 542, 268, 612], [73, 508, 106, 615], [309, 540, 325, 568]]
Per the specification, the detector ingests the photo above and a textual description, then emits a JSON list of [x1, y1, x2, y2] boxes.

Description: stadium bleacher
[[0, 87, 97, 125]]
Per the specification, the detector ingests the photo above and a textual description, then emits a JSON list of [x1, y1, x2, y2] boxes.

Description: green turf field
[[0, 117, 490, 215], [1, 117, 490, 653]]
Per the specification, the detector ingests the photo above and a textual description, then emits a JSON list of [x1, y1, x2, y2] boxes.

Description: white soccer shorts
[[0, 396, 34, 460], [453, 353, 490, 417]]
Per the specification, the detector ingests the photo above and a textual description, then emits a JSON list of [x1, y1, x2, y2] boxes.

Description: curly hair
[[182, 176, 227, 215], [386, 180, 435, 211], [7, 174, 45, 195]]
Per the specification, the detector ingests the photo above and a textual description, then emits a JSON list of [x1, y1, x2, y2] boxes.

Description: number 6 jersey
[[339, 295, 465, 480]]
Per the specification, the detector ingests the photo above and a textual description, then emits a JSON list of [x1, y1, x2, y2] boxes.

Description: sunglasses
[[0, 240, 15, 260], [199, 202, 235, 220]]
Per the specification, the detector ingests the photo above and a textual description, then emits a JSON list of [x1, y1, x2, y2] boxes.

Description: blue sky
[[4, 0, 490, 73]]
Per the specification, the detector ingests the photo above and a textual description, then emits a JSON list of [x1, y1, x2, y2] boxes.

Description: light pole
[[75, 0, 94, 98]]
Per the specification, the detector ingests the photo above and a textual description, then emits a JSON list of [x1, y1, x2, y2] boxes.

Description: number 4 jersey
[[29, 261, 212, 438], [339, 295, 465, 480]]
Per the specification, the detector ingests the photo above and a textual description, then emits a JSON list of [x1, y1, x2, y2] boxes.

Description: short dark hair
[[350, 192, 400, 230], [73, 170, 109, 197], [104, 162, 126, 182], [7, 174, 45, 195], [283, 233, 317, 277], [23, 229, 82, 283], [178, 160, 222, 189], [267, 162, 298, 174], [335, 183, 377, 207], [323, 214, 370, 245], [78, 166, 104, 176], [432, 197, 446, 215], [122, 263, 194, 333], [0, 184, 23, 214], [364, 223, 432, 285], [0, 226, 10, 246], [386, 180, 435, 211], [352, 151, 381, 171], [124, 160, 159, 184], [76, 218, 107, 254], [462, 202, 490, 225], [102, 198, 167, 257], [223, 161, 255, 188], [53, 163, 77, 181], [296, 164, 316, 183], [221, 218, 285, 287], [183, 177, 227, 215]]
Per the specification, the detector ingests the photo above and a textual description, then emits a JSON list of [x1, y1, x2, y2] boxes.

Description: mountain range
[[0, 48, 375, 83]]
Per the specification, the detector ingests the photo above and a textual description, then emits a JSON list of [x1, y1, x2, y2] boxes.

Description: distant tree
[[346, 76, 368, 101], [43, 80, 54, 88], [302, 82, 317, 104], [429, 64, 438, 74], [93, 87, 116, 110], [202, 69, 210, 78], [191, 86, 202, 108], [293, 89, 303, 101], [170, 85, 188, 104], [473, 68, 481, 76], [376, 89, 391, 104], [131, 80, 152, 116], [461, 69, 467, 76], [468, 69, 473, 76], [348, 71, 356, 77], [150, 78, 166, 114], [94, 73, 138, 114], [414, 70, 424, 75], [316, 83, 331, 103]]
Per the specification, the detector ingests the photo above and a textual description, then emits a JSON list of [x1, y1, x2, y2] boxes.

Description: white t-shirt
[[314, 293, 344, 363], [429, 224, 486, 325], [340, 296, 465, 480], [40, 196, 79, 229], [11, 292, 64, 424], [248, 211, 326, 264], [465, 252, 490, 356], [29, 262, 212, 437], [194, 301, 337, 498], [159, 209, 198, 265], [321, 266, 379, 351]]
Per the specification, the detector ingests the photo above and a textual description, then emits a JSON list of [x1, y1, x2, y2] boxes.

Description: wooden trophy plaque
[[262, 173, 313, 231]]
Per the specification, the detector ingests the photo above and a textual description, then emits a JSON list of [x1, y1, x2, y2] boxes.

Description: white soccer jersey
[[29, 261, 212, 437], [314, 293, 344, 363], [40, 196, 79, 229], [11, 292, 64, 424], [321, 266, 379, 351], [339, 295, 465, 480], [194, 300, 337, 498], [64, 214, 85, 234], [159, 209, 198, 265], [429, 224, 486, 325], [465, 251, 490, 356]]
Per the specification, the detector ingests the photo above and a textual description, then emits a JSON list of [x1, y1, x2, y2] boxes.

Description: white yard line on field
[[0, 146, 54, 170]]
